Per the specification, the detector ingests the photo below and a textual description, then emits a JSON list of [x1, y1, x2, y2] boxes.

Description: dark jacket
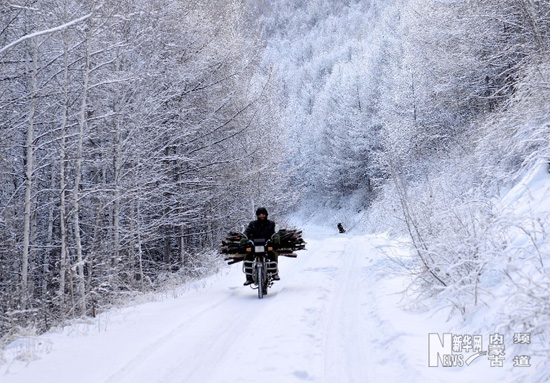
[[244, 219, 276, 241]]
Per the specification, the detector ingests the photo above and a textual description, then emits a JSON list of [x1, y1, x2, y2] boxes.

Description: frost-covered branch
[[0, 13, 92, 55]]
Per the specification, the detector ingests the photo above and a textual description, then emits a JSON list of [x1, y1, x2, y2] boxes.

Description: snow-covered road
[[1, 227, 522, 383]]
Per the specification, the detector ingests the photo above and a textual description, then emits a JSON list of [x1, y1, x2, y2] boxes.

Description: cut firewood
[[220, 228, 306, 264]]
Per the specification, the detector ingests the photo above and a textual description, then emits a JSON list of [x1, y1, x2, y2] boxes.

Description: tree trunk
[[57, 0, 71, 319], [21, 37, 39, 307], [72, 28, 92, 317], [112, 114, 122, 270]]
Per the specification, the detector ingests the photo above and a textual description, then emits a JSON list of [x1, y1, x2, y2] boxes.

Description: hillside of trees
[[2, 0, 549, 366], [254, 1, 550, 375]]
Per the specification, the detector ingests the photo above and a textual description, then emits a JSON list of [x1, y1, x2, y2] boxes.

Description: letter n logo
[[428, 333, 453, 367]]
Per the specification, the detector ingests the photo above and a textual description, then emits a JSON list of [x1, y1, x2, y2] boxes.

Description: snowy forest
[[1, 0, 549, 369]]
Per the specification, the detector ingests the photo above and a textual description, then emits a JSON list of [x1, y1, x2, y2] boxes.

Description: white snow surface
[[0, 233, 524, 383], [2, 162, 549, 383]]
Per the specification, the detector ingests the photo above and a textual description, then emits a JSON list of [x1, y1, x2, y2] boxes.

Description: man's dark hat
[[256, 207, 268, 217]]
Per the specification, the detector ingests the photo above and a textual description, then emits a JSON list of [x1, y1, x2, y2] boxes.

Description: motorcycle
[[242, 238, 278, 299], [221, 229, 305, 299]]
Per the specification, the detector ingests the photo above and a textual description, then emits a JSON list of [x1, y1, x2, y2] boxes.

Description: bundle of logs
[[220, 229, 306, 264], [275, 228, 306, 254]]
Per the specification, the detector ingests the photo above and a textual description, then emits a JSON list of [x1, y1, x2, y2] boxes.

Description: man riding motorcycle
[[243, 207, 280, 285]]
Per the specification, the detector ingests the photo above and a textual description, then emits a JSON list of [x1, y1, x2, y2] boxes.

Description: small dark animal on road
[[337, 223, 346, 233]]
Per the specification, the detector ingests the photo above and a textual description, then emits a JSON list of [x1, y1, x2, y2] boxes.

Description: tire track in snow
[[321, 236, 375, 383], [101, 281, 273, 383], [100, 295, 230, 383]]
